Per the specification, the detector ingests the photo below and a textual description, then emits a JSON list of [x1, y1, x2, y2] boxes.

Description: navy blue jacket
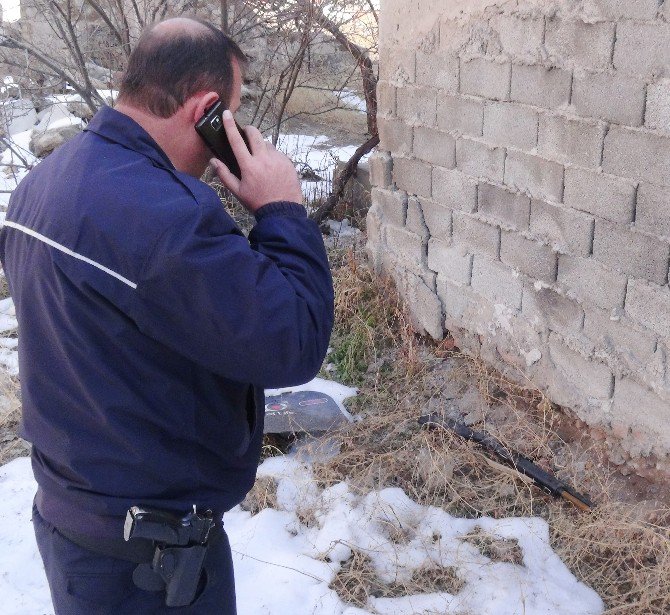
[[0, 106, 334, 537]]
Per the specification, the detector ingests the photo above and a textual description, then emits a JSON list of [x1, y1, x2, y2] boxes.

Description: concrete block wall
[[368, 0, 670, 479]]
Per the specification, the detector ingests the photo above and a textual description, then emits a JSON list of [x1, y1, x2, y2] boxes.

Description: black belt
[[57, 525, 156, 563]]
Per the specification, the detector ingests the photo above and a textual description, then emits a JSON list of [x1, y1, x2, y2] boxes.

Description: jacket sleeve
[[128, 201, 334, 388]]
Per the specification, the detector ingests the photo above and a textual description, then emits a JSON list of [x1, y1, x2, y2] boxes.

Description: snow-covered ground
[[0, 97, 604, 614]]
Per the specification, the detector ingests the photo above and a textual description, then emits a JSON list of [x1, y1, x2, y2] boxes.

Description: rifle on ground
[[418, 413, 594, 512]]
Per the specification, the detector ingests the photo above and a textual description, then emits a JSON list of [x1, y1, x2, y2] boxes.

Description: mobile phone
[[195, 100, 250, 179]]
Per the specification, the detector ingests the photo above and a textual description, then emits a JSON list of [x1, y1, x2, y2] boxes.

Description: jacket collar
[[85, 105, 175, 170]]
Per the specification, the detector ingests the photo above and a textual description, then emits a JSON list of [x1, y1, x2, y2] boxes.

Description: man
[[0, 17, 333, 614]]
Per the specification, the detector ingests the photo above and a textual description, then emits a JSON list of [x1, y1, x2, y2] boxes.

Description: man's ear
[[189, 91, 220, 124]]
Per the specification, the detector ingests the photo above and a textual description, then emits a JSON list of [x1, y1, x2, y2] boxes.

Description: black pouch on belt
[[124, 505, 217, 607]]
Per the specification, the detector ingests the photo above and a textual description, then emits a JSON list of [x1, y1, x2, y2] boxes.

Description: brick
[[452, 211, 501, 258], [416, 51, 459, 93], [602, 126, 670, 185], [612, 379, 669, 433], [419, 197, 453, 241], [538, 114, 606, 168], [504, 151, 564, 202], [376, 81, 397, 117], [614, 22, 670, 79], [460, 57, 511, 101], [483, 102, 539, 150], [379, 46, 416, 84], [397, 86, 437, 126], [501, 231, 558, 282], [510, 64, 572, 110], [490, 14, 545, 59], [378, 117, 413, 155], [572, 72, 646, 127], [385, 224, 424, 265], [405, 196, 429, 240], [393, 157, 432, 198], [478, 183, 531, 231], [548, 335, 614, 400], [563, 168, 636, 223], [529, 199, 594, 256], [591, 0, 660, 19], [413, 126, 456, 168], [626, 279, 670, 338], [545, 19, 615, 70], [427, 238, 473, 284], [558, 255, 627, 310], [646, 79, 670, 134], [523, 285, 584, 336], [436, 95, 484, 136], [369, 151, 393, 189], [636, 184, 670, 237], [584, 309, 657, 368], [593, 220, 670, 285], [456, 138, 505, 183], [371, 187, 407, 227], [432, 168, 478, 213], [471, 256, 523, 309]]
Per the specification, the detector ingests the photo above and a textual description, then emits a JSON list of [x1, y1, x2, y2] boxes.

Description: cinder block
[[501, 231, 558, 282], [558, 254, 627, 310], [626, 279, 670, 339], [572, 72, 647, 127], [376, 81, 397, 117], [590, 0, 660, 20], [490, 14, 545, 59], [371, 187, 407, 227], [456, 138, 505, 183], [413, 126, 456, 168], [438, 278, 481, 323], [593, 220, 670, 285], [432, 168, 478, 213], [529, 199, 594, 256], [416, 51, 459, 93], [563, 168, 636, 223], [538, 113, 606, 168], [397, 86, 437, 126], [427, 238, 474, 285], [405, 197, 429, 240], [436, 95, 484, 136], [584, 309, 657, 368], [504, 151, 564, 202], [369, 151, 393, 189], [378, 117, 413, 155], [612, 378, 669, 434], [460, 57, 511, 101], [452, 210, 501, 258], [545, 19, 616, 70], [548, 335, 614, 400], [510, 64, 572, 110], [402, 269, 444, 340], [471, 255, 523, 309], [636, 184, 670, 238], [385, 223, 424, 266], [483, 102, 539, 150], [602, 126, 670, 185], [646, 79, 670, 134], [478, 183, 531, 231], [379, 46, 416, 84], [523, 285, 584, 336], [419, 197, 453, 241], [614, 21, 670, 79], [392, 157, 432, 198]]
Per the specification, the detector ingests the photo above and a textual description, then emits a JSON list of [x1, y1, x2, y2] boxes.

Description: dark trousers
[[32, 505, 237, 614]]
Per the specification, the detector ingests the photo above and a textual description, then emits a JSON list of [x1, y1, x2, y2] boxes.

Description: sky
[[1, 0, 20, 23]]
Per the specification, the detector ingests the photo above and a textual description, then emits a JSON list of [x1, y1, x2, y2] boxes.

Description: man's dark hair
[[118, 18, 247, 118]]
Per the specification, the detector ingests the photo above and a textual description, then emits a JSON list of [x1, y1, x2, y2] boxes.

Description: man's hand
[[210, 110, 304, 214]]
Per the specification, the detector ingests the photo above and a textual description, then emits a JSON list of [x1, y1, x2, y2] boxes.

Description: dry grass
[[0, 371, 27, 464], [240, 475, 279, 515], [314, 249, 670, 613], [283, 86, 369, 134]]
